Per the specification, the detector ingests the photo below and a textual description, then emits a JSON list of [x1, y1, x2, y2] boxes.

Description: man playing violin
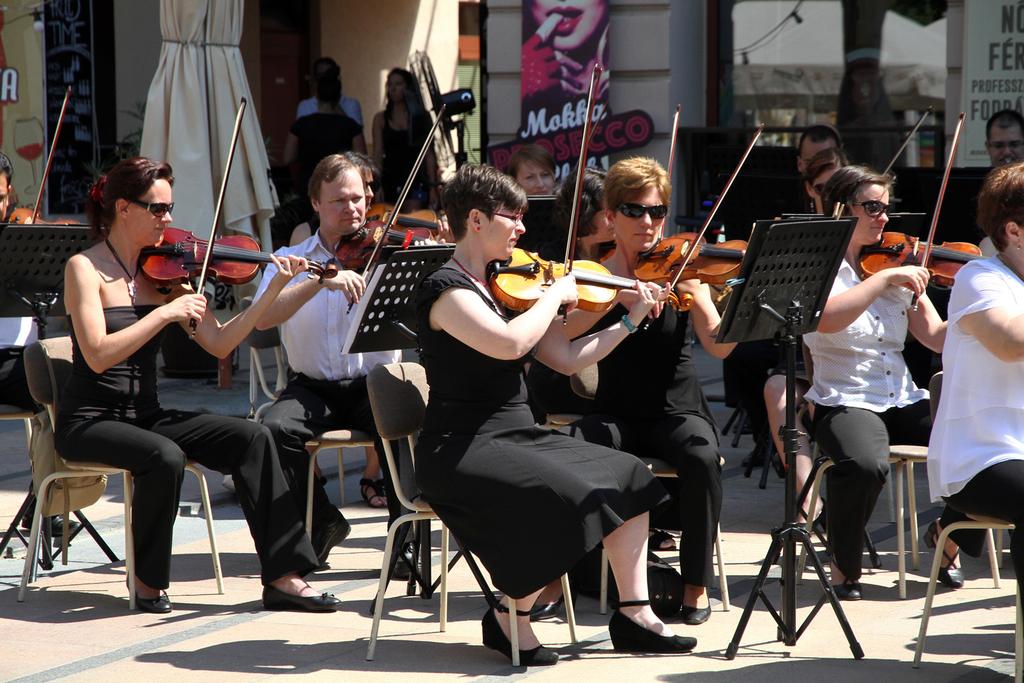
[[255, 154, 401, 566], [808, 165, 947, 600], [565, 156, 735, 626]]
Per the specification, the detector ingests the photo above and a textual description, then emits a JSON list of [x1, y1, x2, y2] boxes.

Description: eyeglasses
[[988, 140, 1024, 151], [493, 209, 524, 223], [850, 199, 891, 218], [130, 198, 174, 217], [618, 203, 669, 220]]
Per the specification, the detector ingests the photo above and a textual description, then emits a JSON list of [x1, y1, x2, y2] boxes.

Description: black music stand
[[719, 217, 865, 660], [0, 225, 118, 570], [343, 245, 455, 354]]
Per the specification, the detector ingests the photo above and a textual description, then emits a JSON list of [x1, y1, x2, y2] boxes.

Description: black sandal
[[650, 529, 677, 551], [924, 520, 964, 589], [359, 478, 387, 508]]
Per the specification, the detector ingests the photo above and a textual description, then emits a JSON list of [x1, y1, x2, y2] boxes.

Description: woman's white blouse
[[928, 256, 1024, 500], [804, 259, 927, 411]]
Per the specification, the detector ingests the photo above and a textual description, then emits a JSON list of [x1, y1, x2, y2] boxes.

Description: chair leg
[[336, 448, 345, 506], [715, 530, 730, 611], [907, 461, 920, 570], [189, 466, 224, 594], [305, 451, 316, 539], [599, 548, 609, 614], [366, 514, 411, 660], [1000, 528, 1007, 569], [797, 460, 829, 580], [440, 525, 449, 632], [508, 597, 520, 667], [987, 529, 1002, 589], [913, 522, 957, 667], [895, 461, 907, 599], [1015, 583, 1021, 683], [561, 573, 578, 643], [124, 472, 136, 611], [18, 478, 49, 601]]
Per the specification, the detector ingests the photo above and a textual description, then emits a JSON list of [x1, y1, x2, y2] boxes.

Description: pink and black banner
[[488, 0, 653, 179]]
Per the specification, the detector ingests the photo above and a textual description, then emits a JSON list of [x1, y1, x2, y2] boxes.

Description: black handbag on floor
[[570, 548, 683, 619]]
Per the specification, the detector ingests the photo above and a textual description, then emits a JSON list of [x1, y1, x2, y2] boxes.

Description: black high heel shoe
[[482, 606, 559, 666], [609, 600, 697, 653], [924, 520, 964, 589], [528, 595, 564, 622]]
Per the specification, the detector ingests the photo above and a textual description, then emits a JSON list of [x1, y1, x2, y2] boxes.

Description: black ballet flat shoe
[[136, 591, 172, 614], [832, 580, 862, 601], [529, 596, 564, 622], [609, 600, 697, 653], [262, 585, 342, 612], [312, 512, 352, 566], [679, 605, 711, 626], [924, 520, 965, 589], [481, 607, 559, 666]]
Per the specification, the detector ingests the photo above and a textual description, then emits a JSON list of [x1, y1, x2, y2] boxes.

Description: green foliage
[[890, 0, 947, 26]]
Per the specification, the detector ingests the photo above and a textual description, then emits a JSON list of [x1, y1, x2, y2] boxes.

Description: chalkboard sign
[[43, 0, 98, 216]]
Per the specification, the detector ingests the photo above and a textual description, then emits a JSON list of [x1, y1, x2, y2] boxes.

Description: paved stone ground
[[0, 345, 1016, 682]]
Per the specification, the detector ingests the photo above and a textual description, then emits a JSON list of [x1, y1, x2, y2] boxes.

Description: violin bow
[[917, 112, 966, 282], [667, 125, 764, 291], [563, 64, 604, 272], [882, 106, 933, 176], [195, 97, 248, 295], [666, 104, 681, 185], [359, 104, 447, 279], [29, 86, 71, 224]]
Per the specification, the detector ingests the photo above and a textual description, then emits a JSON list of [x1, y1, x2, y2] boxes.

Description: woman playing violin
[[417, 164, 695, 665], [806, 165, 947, 600], [927, 161, 1024, 601], [56, 157, 338, 614], [568, 156, 736, 626]]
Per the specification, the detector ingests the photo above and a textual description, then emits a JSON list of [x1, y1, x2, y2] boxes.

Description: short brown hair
[[604, 157, 669, 214], [308, 154, 359, 200], [822, 165, 893, 211], [506, 144, 555, 181], [86, 157, 174, 238], [441, 164, 527, 241], [977, 161, 1024, 251]]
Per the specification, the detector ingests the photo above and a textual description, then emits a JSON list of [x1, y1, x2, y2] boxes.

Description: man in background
[[296, 57, 363, 127]]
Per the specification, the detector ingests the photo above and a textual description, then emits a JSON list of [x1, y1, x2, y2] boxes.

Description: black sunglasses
[[618, 202, 669, 220], [130, 198, 174, 217], [850, 199, 890, 218]]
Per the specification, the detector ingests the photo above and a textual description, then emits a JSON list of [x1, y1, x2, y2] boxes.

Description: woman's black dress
[[414, 266, 668, 598]]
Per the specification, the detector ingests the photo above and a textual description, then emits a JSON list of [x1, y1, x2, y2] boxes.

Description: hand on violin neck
[[322, 269, 366, 304], [268, 254, 309, 287]]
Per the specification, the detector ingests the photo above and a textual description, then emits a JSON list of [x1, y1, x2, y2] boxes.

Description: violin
[[7, 208, 77, 225], [635, 233, 747, 286], [333, 222, 434, 271], [858, 232, 981, 287], [139, 227, 337, 286], [489, 248, 642, 313], [366, 202, 441, 232]]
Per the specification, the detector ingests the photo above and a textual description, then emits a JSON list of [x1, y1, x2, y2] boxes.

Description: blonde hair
[[604, 157, 669, 213]]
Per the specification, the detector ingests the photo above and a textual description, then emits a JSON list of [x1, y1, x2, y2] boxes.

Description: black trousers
[[940, 459, 1024, 597], [55, 410, 317, 589], [812, 400, 931, 581], [0, 348, 35, 411], [260, 373, 400, 529], [722, 339, 779, 440], [571, 413, 722, 588]]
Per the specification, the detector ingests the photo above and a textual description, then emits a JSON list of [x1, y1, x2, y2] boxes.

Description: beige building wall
[[319, 0, 461, 157], [486, 0, 705, 169]]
